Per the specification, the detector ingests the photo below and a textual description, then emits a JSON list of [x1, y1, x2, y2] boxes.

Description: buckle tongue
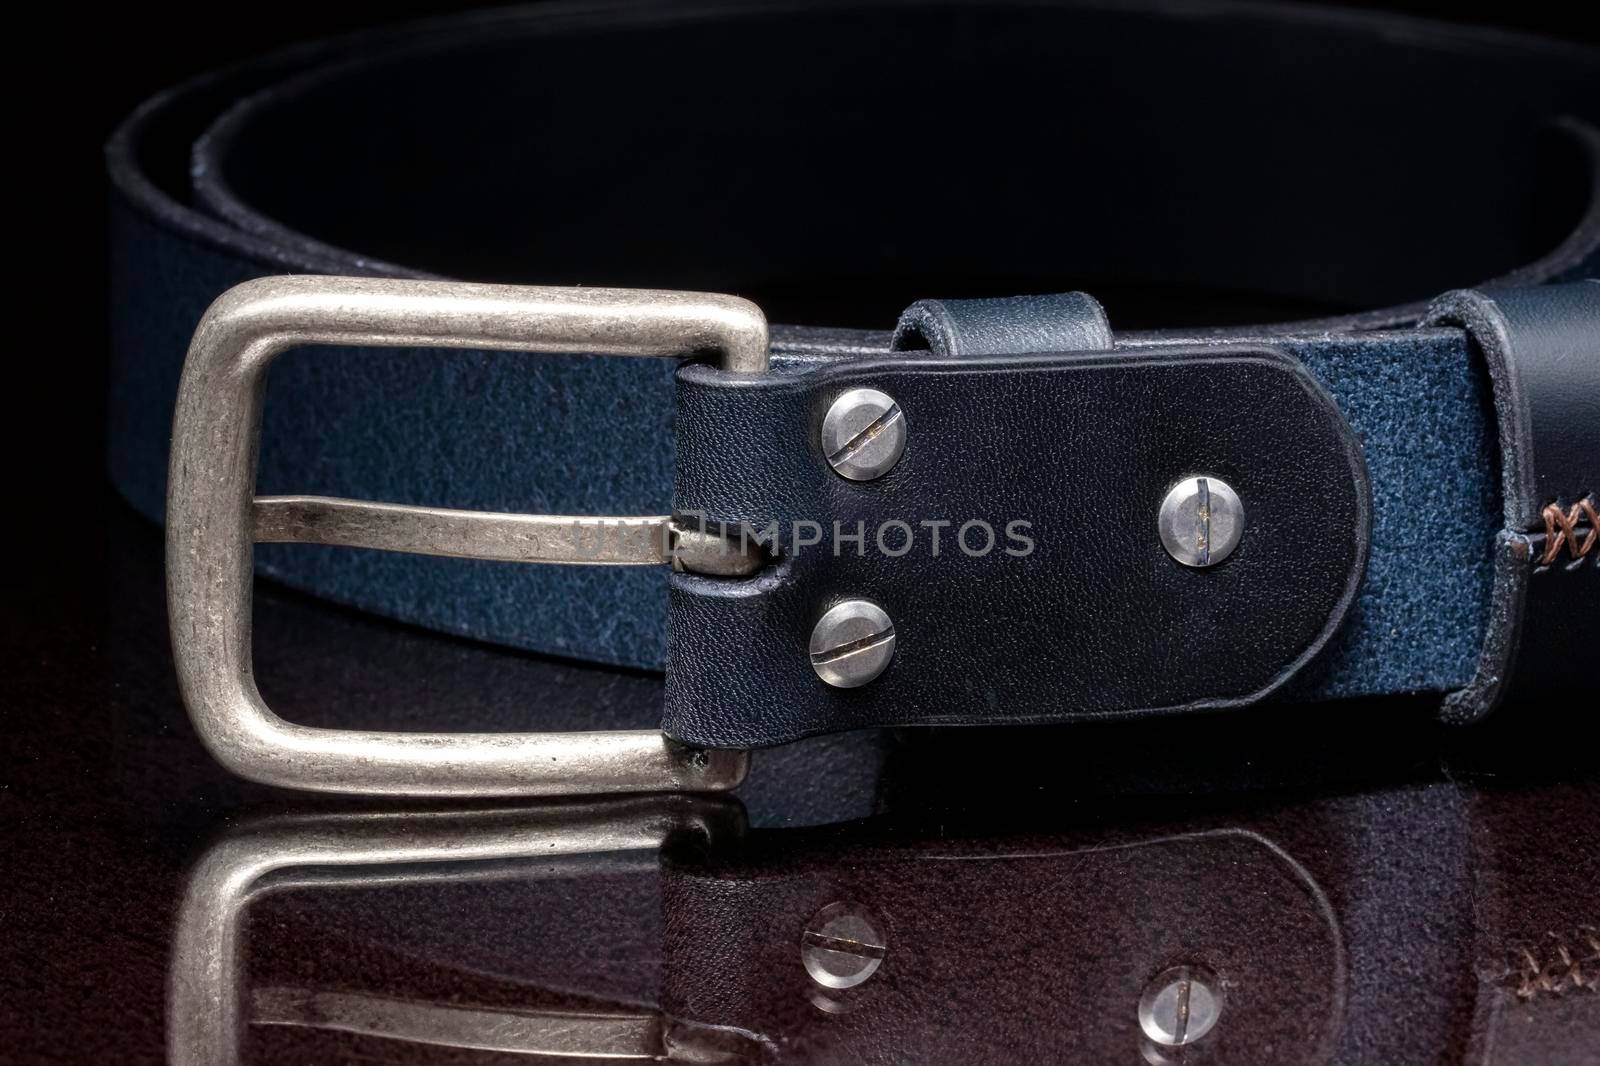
[[252, 497, 763, 574], [167, 277, 766, 795]]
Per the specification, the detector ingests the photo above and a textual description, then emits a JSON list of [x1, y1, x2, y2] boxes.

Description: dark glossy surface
[[2, 492, 1596, 1064]]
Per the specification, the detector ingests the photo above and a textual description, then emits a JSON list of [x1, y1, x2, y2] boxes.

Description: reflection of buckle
[[167, 277, 766, 795], [167, 797, 749, 1064]]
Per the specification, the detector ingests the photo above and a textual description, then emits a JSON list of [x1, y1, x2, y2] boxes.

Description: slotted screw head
[[801, 902, 886, 990], [809, 600, 895, 688], [821, 388, 906, 481], [1158, 476, 1244, 567], [1139, 965, 1222, 1047]]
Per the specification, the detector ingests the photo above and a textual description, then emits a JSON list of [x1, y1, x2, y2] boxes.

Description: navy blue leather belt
[[108, 1, 1599, 794]]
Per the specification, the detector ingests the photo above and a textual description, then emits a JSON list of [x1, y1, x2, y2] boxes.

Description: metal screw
[[821, 388, 906, 481], [1138, 965, 1221, 1047], [1158, 476, 1244, 567], [801, 902, 886, 990], [809, 600, 895, 688]]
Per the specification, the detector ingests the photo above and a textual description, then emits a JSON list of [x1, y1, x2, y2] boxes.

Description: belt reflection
[[661, 826, 1349, 1064], [166, 797, 752, 1065], [169, 800, 1350, 1063]]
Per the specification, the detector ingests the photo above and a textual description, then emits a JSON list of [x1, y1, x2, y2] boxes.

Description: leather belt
[[108, 0, 1600, 793]]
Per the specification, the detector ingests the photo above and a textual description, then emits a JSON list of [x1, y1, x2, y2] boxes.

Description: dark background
[[22, 0, 1594, 507]]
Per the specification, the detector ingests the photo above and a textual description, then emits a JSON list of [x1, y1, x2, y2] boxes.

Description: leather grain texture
[[665, 346, 1370, 747], [890, 292, 1112, 355], [1423, 283, 1600, 721]]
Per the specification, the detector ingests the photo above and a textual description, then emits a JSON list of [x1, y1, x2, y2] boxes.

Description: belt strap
[[109, 1, 1599, 773], [1424, 283, 1600, 721]]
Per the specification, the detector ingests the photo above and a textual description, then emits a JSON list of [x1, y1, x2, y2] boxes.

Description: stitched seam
[[1501, 926, 1600, 999], [1537, 496, 1598, 566]]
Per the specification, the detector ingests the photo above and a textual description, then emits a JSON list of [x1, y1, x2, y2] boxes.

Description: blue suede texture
[[110, 199, 678, 669], [1286, 333, 1500, 698], [111, 197, 1499, 693]]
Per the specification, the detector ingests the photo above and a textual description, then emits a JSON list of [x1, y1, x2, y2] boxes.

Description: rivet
[[1158, 476, 1244, 567], [809, 600, 895, 688], [821, 388, 906, 481]]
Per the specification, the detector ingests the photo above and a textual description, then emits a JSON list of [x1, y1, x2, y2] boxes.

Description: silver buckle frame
[[167, 276, 766, 795], [168, 798, 743, 1063]]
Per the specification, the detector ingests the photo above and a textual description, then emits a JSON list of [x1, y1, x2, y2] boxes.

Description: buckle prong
[[167, 276, 766, 796], [253, 496, 763, 574]]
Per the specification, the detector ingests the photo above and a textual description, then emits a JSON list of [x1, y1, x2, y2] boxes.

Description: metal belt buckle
[[167, 276, 766, 796]]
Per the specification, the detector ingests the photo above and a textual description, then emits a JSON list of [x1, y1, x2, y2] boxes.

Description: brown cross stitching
[[1538, 496, 1599, 565]]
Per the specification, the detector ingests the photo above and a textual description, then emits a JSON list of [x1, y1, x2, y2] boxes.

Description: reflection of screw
[[801, 902, 886, 990], [1139, 965, 1221, 1047], [809, 600, 896, 688]]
